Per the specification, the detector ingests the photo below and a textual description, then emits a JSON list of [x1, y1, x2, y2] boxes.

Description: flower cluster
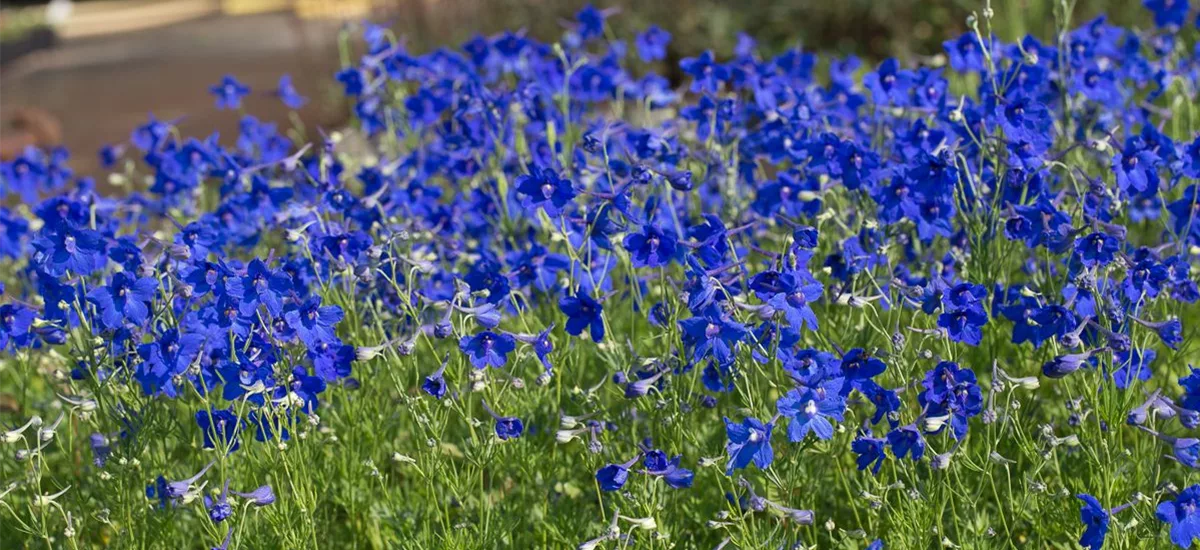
[[1, 1, 1200, 548]]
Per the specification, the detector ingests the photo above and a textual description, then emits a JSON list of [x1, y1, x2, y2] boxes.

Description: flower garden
[[2, 2, 1200, 548]]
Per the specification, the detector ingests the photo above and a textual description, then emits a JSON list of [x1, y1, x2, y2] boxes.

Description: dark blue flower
[[623, 223, 680, 268], [196, 408, 241, 454], [635, 25, 671, 62], [1145, 0, 1190, 28], [482, 400, 523, 440], [724, 416, 773, 475], [596, 455, 639, 491], [680, 312, 748, 366], [458, 331, 516, 369], [284, 297, 343, 347], [274, 74, 307, 109], [887, 425, 925, 461], [516, 166, 576, 217], [1157, 485, 1200, 548], [1077, 494, 1110, 550], [838, 348, 887, 396], [0, 304, 36, 350], [559, 293, 605, 343], [210, 75, 250, 110], [851, 431, 887, 474], [87, 272, 158, 330], [776, 380, 845, 441]]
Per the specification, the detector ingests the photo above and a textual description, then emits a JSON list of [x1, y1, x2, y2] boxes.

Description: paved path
[[1, 12, 344, 175]]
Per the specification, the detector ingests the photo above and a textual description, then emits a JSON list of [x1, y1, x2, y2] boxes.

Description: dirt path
[[1, 12, 345, 175]]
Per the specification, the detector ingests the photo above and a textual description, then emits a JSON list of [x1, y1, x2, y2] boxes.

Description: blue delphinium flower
[[596, 455, 639, 491], [724, 416, 773, 475], [0, 304, 36, 350], [838, 348, 887, 396], [623, 222, 680, 268], [641, 450, 694, 489], [87, 272, 158, 330], [1042, 349, 1101, 379], [887, 424, 926, 462], [776, 380, 845, 441], [1157, 485, 1200, 548], [635, 25, 671, 62], [851, 430, 887, 474], [516, 166, 576, 217], [1077, 494, 1110, 550], [196, 408, 241, 454], [31, 222, 106, 277], [1144, 0, 1190, 28], [559, 292, 605, 343], [679, 51, 728, 94], [147, 461, 214, 508], [1074, 232, 1120, 268], [680, 312, 748, 366], [918, 361, 982, 439], [136, 329, 204, 397], [422, 354, 450, 399], [210, 75, 251, 110], [938, 304, 988, 346], [458, 331, 516, 369], [481, 400, 523, 440], [284, 297, 343, 347], [233, 485, 276, 507], [206, 481, 234, 523], [274, 74, 307, 109], [240, 259, 293, 317], [943, 32, 988, 72]]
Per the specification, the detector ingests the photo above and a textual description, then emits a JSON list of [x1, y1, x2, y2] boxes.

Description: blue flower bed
[[2, 3, 1200, 548]]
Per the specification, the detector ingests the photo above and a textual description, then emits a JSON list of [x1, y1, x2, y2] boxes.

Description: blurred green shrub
[[375, 0, 1153, 58]]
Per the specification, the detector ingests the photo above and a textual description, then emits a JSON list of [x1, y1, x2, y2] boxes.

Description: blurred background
[[0, 0, 1153, 174]]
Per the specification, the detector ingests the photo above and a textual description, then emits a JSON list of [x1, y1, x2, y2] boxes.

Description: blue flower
[[559, 293, 605, 343], [623, 223, 680, 268], [937, 305, 988, 346], [136, 329, 204, 397], [87, 272, 158, 330], [205, 481, 233, 523], [597, 454, 640, 491], [680, 312, 748, 366], [635, 25, 671, 62], [274, 74, 307, 109], [1077, 494, 1110, 550], [851, 431, 887, 474], [0, 304, 36, 350], [642, 450, 693, 489], [943, 33, 988, 72], [776, 380, 845, 441], [1145, 0, 1190, 28], [1157, 485, 1200, 548], [887, 425, 925, 462], [1042, 350, 1100, 379], [458, 331, 516, 369], [481, 400, 523, 440], [918, 361, 982, 439], [1074, 232, 1121, 267], [838, 348, 887, 396], [515, 166, 576, 217], [284, 297, 343, 347], [724, 417, 773, 475], [196, 408, 241, 454], [679, 51, 728, 94], [422, 354, 450, 399], [31, 223, 106, 277], [210, 75, 250, 110]]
